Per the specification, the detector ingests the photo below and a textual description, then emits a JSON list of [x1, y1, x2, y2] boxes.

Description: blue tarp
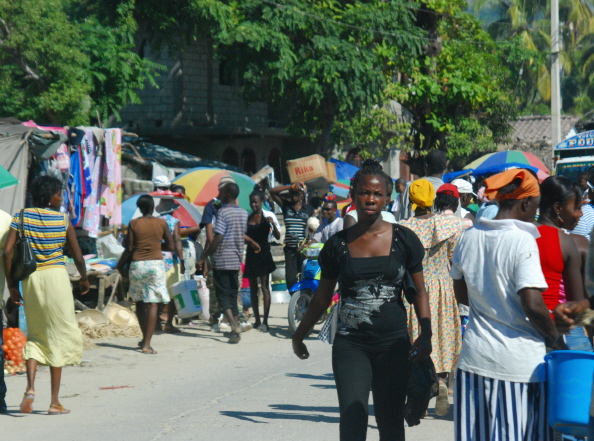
[[329, 158, 359, 182]]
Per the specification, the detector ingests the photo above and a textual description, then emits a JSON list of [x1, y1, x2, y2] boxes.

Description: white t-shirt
[[450, 218, 548, 383], [345, 211, 397, 224], [313, 217, 343, 243]]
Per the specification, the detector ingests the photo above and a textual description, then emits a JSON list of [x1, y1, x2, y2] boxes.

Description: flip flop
[[48, 404, 70, 415], [20, 390, 35, 414], [140, 348, 158, 354]]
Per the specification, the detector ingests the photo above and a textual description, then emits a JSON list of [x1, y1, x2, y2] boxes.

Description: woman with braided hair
[[292, 159, 432, 441]]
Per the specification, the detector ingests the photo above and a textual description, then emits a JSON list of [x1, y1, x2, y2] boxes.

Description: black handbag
[[11, 209, 37, 281], [404, 356, 439, 426]]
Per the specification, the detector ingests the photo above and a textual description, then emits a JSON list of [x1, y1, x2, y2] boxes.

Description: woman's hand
[[266, 216, 275, 225], [409, 332, 432, 363], [554, 299, 590, 334], [180, 261, 186, 275], [197, 258, 205, 272], [292, 337, 310, 360], [249, 241, 261, 253], [8, 287, 22, 305], [79, 279, 90, 295]]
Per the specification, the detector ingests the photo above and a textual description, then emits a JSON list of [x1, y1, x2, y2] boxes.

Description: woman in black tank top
[[292, 160, 432, 441]]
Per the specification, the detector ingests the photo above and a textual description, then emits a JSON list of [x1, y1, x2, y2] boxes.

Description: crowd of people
[[4, 153, 594, 441], [292, 156, 594, 441]]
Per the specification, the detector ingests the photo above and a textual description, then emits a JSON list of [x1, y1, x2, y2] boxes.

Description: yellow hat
[[409, 179, 435, 211]]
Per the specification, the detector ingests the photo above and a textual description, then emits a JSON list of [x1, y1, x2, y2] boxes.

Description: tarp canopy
[[0, 118, 68, 215], [121, 137, 241, 172]]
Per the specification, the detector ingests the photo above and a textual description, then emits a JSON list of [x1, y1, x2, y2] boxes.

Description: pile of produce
[[2, 328, 26, 375]]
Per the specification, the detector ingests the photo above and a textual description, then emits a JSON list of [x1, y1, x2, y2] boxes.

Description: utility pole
[[551, 0, 562, 152]]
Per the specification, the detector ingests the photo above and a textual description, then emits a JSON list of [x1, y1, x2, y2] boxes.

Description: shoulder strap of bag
[[18, 209, 25, 238]]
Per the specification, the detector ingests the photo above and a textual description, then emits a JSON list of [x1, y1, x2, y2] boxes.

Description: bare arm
[[3, 228, 21, 304], [205, 223, 215, 245], [409, 271, 432, 361], [180, 226, 201, 238], [453, 278, 469, 306], [269, 184, 292, 206], [198, 234, 224, 265], [343, 214, 356, 229], [66, 220, 90, 295], [162, 222, 176, 252], [173, 222, 185, 274], [561, 232, 585, 301], [292, 277, 337, 359], [267, 216, 281, 240], [520, 287, 567, 349]]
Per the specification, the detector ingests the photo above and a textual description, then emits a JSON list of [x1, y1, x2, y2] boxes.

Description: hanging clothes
[[67, 147, 84, 227], [100, 128, 122, 225], [82, 155, 103, 238], [53, 144, 70, 172], [82, 129, 102, 238]]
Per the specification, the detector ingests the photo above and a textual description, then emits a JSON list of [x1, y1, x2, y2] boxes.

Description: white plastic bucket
[[170, 279, 203, 319], [194, 276, 210, 321]]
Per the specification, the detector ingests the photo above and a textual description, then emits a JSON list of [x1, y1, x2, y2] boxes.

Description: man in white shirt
[[311, 200, 343, 244], [451, 169, 563, 441]]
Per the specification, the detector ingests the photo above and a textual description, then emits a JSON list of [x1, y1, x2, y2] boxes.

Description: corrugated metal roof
[[121, 138, 241, 172], [510, 115, 579, 143]]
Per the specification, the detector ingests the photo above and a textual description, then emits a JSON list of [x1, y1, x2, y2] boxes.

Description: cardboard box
[[325, 162, 336, 184], [286, 154, 328, 183]]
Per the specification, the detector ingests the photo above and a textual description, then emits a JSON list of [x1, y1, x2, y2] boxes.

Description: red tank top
[[536, 225, 564, 311]]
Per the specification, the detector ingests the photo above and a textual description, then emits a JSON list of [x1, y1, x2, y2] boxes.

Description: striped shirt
[[572, 202, 594, 239], [282, 202, 314, 247], [10, 208, 67, 270], [212, 205, 248, 270]]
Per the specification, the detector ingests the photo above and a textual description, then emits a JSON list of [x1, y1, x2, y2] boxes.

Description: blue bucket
[[546, 350, 594, 437]]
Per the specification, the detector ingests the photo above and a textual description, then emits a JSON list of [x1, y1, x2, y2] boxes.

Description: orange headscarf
[[484, 169, 540, 201]]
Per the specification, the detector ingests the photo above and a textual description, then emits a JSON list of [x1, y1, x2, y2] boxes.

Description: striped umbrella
[[121, 192, 202, 227], [464, 151, 549, 174], [173, 168, 255, 211]]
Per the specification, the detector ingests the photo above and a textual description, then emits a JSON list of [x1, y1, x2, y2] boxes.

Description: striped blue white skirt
[[455, 369, 554, 441]]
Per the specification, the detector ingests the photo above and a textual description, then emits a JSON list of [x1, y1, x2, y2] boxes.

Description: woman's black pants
[[332, 336, 412, 441]]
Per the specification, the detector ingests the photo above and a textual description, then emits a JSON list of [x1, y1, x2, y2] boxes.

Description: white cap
[[451, 178, 476, 196], [153, 175, 171, 188]]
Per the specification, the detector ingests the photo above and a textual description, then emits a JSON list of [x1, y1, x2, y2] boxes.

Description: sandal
[[20, 390, 35, 414], [140, 347, 158, 354], [48, 404, 70, 415], [163, 325, 181, 334]]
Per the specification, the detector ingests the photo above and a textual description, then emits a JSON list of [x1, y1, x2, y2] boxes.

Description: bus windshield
[[555, 160, 594, 180]]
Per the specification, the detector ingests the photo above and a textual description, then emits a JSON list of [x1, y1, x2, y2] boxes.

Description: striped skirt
[[455, 369, 554, 441]]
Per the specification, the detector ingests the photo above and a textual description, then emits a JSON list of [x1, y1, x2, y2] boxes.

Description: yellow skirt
[[22, 266, 83, 367]]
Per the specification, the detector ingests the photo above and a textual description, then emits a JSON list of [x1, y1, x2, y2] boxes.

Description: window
[[241, 148, 257, 174], [222, 147, 239, 167], [268, 148, 282, 182]]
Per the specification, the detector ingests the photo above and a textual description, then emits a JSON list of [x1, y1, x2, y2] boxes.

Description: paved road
[[2, 304, 454, 440]]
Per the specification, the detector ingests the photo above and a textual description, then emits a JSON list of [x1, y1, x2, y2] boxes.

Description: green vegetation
[[0, 0, 163, 125], [2, 0, 591, 166]]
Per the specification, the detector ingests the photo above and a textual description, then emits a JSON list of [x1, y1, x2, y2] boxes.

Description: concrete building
[[115, 41, 317, 183]]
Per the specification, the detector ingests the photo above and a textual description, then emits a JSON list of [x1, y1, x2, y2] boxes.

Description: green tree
[[338, 2, 517, 167], [106, 0, 425, 153], [0, 0, 163, 125]]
